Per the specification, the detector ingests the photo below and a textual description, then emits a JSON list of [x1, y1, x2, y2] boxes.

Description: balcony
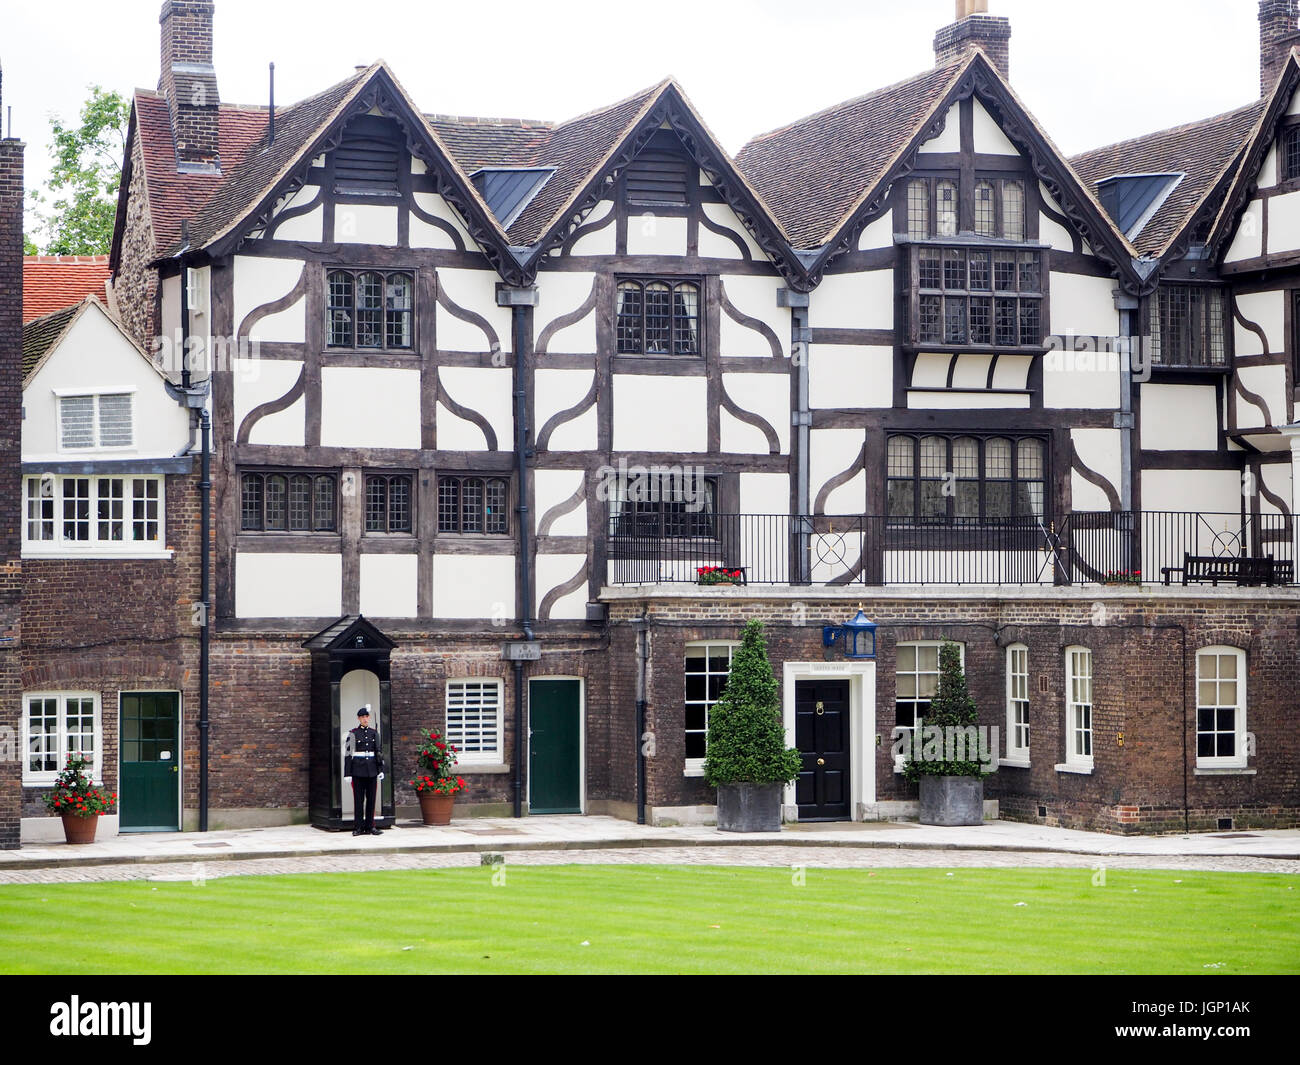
[[604, 511, 1296, 588]]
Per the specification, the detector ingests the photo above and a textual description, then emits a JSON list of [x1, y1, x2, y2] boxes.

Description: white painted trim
[[52, 386, 139, 397], [21, 691, 103, 787], [1005, 642, 1030, 763], [781, 660, 877, 821], [1193, 767, 1257, 776], [527, 676, 586, 814], [999, 757, 1031, 769], [21, 549, 174, 561], [445, 677, 505, 765], [1063, 645, 1094, 771], [1194, 646, 1249, 770], [1054, 763, 1093, 775]]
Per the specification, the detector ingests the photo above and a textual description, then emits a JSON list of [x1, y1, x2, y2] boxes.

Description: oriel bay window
[[241, 472, 337, 532], [913, 247, 1044, 348], [326, 269, 414, 349], [616, 279, 700, 355], [887, 435, 1045, 524], [1149, 284, 1227, 367], [438, 476, 508, 535]]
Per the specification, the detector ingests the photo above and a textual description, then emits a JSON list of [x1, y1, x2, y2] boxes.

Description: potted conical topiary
[[705, 619, 802, 832], [904, 639, 992, 826]]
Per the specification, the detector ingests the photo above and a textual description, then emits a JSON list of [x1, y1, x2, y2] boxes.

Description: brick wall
[[0, 129, 23, 848], [158, 0, 220, 168], [934, 14, 1012, 79], [1260, 0, 1300, 96], [606, 591, 1300, 834]]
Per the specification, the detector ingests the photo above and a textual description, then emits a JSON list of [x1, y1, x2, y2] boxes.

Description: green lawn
[[1, 865, 1294, 974]]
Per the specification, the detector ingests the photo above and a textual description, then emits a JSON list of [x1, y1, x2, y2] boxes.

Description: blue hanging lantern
[[822, 608, 877, 660]]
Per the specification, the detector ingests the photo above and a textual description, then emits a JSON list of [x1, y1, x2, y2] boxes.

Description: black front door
[[795, 679, 850, 821]]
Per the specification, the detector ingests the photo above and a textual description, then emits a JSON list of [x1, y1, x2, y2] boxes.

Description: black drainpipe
[[635, 606, 649, 824], [511, 297, 533, 818]]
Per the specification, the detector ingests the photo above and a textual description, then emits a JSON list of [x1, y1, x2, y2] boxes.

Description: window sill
[[1000, 757, 1031, 769], [1193, 766, 1255, 776], [22, 547, 173, 561], [1054, 762, 1093, 775], [458, 763, 509, 775]]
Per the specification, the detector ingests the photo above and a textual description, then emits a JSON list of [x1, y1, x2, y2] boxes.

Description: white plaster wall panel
[[883, 551, 1050, 585], [160, 274, 180, 350], [1236, 364, 1288, 429], [719, 275, 788, 357], [1039, 184, 1093, 255], [437, 268, 512, 353], [701, 202, 764, 259], [1139, 384, 1219, 451], [236, 553, 342, 618], [907, 391, 1029, 409], [273, 202, 323, 243], [1259, 462, 1293, 515], [808, 346, 892, 409], [918, 103, 961, 152], [409, 209, 458, 250], [321, 367, 421, 449], [334, 203, 398, 246], [567, 200, 615, 256], [721, 373, 789, 454], [1234, 290, 1284, 356], [612, 375, 707, 452], [23, 306, 191, 462], [1071, 427, 1123, 502], [359, 553, 418, 618], [1288, 84, 1300, 116], [535, 553, 589, 620], [189, 265, 212, 378], [535, 469, 587, 537], [433, 554, 515, 619], [535, 272, 598, 353], [971, 99, 1019, 155], [740, 472, 790, 515], [1038, 212, 1075, 253], [411, 157, 427, 174], [857, 213, 894, 251], [232, 358, 305, 447], [1269, 190, 1300, 252], [1141, 469, 1241, 514], [233, 256, 305, 343], [1259, 145, 1279, 189], [991, 354, 1033, 391], [810, 428, 865, 513], [1225, 200, 1263, 262], [438, 367, 511, 451], [813, 270, 893, 330], [910, 352, 950, 388], [413, 192, 474, 250], [626, 214, 688, 256], [1043, 345, 1119, 409], [1049, 272, 1117, 338], [951, 353, 993, 390], [535, 369, 597, 451], [1070, 472, 1110, 512]]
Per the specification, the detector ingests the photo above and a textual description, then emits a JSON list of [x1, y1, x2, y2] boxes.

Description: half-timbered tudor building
[[9, 0, 1294, 845]]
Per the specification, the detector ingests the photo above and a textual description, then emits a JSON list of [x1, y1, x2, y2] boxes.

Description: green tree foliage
[[27, 86, 130, 255], [704, 619, 802, 787], [904, 638, 986, 779]]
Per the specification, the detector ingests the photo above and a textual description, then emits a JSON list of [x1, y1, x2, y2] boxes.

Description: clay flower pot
[[418, 792, 455, 826], [61, 813, 100, 844]]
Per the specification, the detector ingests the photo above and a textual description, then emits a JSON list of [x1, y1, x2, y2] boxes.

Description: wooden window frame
[[23, 691, 101, 786], [615, 277, 703, 357], [1280, 120, 1300, 187], [894, 641, 965, 770], [240, 471, 338, 533], [1195, 647, 1247, 769], [683, 641, 738, 776], [1005, 643, 1030, 764], [885, 433, 1048, 527], [436, 474, 511, 536], [903, 176, 1027, 241], [909, 245, 1046, 352], [325, 268, 415, 352], [608, 474, 719, 541], [22, 474, 164, 553], [1147, 283, 1229, 369], [364, 473, 415, 535], [1061, 646, 1094, 772]]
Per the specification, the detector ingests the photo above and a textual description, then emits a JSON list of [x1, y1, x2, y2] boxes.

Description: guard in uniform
[[344, 706, 385, 836]]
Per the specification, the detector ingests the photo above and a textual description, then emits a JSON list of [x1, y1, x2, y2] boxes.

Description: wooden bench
[[1161, 553, 1293, 586]]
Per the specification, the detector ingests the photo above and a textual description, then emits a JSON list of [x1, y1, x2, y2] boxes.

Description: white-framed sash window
[[23, 474, 163, 554], [1005, 643, 1030, 763], [1062, 646, 1093, 771], [1196, 647, 1247, 769], [23, 692, 101, 786]]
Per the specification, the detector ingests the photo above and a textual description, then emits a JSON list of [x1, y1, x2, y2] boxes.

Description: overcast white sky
[[3, 0, 1267, 211]]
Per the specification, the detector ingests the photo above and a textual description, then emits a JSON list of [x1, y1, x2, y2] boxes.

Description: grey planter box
[[918, 776, 984, 826], [716, 782, 783, 832]]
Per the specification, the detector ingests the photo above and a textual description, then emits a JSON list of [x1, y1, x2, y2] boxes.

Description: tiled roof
[[736, 61, 968, 249], [161, 69, 370, 255], [505, 81, 669, 246], [1070, 101, 1265, 258], [22, 256, 109, 322], [426, 115, 553, 172], [21, 303, 79, 381], [135, 91, 269, 257]]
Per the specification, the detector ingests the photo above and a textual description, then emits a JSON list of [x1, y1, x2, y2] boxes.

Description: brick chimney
[[0, 66, 24, 850], [1260, 1, 1300, 96], [934, 0, 1012, 80], [159, 0, 221, 171]]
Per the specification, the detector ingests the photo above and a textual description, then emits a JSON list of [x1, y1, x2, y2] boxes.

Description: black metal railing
[[604, 511, 1296, 587]]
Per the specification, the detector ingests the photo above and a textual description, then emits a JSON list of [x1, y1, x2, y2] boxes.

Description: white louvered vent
[[59, 396, 95, 449], [97, 394, 133, 448], [446, 679, 502, 759]]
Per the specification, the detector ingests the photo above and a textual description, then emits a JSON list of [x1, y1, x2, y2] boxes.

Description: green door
[[120, 692, 180, 831], [529, 679, 581, 814]]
